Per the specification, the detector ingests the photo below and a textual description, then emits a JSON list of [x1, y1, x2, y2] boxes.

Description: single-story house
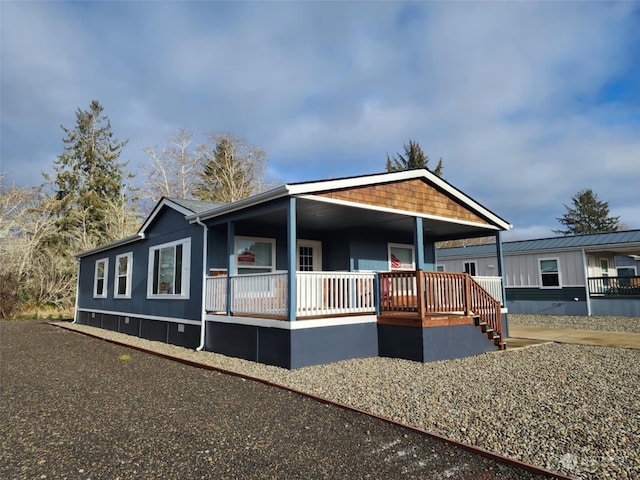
[[75, 169, 512, 368], [436, 230, 640, 317]]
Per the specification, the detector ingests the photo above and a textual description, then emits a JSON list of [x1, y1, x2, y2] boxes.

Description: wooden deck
[[377, 312, 475, 328]]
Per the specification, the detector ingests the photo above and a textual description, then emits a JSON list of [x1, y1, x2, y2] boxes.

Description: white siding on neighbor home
[[586, 253, 617, 278], [504, 251, 584, 287], [438, 256, 498, 277], [439, 250, 587, 288]]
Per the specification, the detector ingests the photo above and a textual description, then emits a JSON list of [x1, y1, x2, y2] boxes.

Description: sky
[[2, 1, 639, 241]]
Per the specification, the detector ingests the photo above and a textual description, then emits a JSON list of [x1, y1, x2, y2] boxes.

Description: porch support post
[[226, 220, 235, 316], [495, 231, 508, 337], [287, 197, 297, 322], [414, 217, 426, 271], [495, 231, 506, 304]]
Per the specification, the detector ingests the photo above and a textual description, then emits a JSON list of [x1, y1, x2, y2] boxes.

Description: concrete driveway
[[508, 326, 640, 349]]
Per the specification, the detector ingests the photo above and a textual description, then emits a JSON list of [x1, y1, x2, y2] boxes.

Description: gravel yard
[[1, 321, 551, 480], [49, 315, 640, 480]]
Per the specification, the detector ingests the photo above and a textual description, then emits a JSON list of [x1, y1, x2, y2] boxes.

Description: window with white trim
[[388, 243, 415, 271], [436, 265, 445, 272], [148, 238, 191, 298], [235, 236, 275, 275], [463, 261, 477, 276], [600, 258, 610, 277], [94, 258, 109, 298], [114, 252, 133, 299], [539, 258, 560, 288]]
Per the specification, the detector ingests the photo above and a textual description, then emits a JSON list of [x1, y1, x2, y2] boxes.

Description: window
[[539, 258, 560, 288], [235, 237, 275, 275], [600, 258, 610, 277], [94, 258, 109, 298], [436, 265, 445, 272], [617, 266, 636, 277], [388, 243, 415, 271], [463, 261, 477, 276], [148, 238, 191, 298], [114, 253, 133, 298]]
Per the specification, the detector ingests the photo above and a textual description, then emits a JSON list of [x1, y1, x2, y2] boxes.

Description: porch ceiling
[[235, 197, 497, 239]]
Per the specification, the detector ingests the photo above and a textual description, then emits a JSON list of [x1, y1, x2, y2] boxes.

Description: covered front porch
[[190, 171, 512, 367]]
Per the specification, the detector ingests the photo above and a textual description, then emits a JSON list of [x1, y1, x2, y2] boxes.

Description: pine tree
[[47, 100, 134, 247], [385, 140, 443, 177], [554, 189, 620, 235], [194, 134, 266, 203]]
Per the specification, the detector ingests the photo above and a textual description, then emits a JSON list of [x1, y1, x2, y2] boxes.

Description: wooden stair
[[475, 316, 506, 350]]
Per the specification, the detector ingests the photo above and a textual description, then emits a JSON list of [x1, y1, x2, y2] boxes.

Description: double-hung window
[[464, 261, 477, 276], [114, 253, 133, 299], [148, 238, 191, 299], [94, 258, 109, 298], [539, 258, 560, 288]]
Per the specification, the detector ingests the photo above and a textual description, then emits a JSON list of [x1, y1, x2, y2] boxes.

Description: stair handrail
[[464, 273, 503, 338]]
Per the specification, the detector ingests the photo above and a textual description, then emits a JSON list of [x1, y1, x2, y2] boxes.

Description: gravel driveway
[[34, 315, 640, 480], [1, 321, 551, 480]]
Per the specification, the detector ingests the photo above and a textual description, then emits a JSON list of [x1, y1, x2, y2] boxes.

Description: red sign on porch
[[237, 250, 256, 265]]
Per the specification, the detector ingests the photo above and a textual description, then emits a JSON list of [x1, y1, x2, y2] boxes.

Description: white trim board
[[205, 314, 378, 330], [76, 308, 201, 325]]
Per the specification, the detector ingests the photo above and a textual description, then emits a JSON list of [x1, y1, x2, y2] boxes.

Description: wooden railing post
[[417, 271, 426, 320], [464, 274, 471, 316]]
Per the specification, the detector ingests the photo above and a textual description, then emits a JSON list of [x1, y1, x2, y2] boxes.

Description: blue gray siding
[[77, 206, 204, 322]]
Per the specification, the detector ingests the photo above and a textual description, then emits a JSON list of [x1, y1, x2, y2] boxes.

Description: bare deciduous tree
[[142, 129, 201, 202]]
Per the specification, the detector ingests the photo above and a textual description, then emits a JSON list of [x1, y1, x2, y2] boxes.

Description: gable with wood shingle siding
[[315, 179, 491, 226]]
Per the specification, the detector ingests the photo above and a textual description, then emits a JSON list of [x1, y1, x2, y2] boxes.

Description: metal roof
[[437, 230, 640, 258], [167, 197, 220, 214]]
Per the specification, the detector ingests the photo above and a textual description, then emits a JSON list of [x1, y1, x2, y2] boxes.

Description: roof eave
[[186, 185, 290, 222], [75, 233, 144, 259]]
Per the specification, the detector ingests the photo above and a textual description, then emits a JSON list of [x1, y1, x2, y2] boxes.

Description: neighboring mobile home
[[75, 170, 511, 368], [436, 230, 640, 317]]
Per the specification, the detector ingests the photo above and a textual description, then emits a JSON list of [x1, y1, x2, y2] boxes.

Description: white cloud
[[1, 1, 638, 237]]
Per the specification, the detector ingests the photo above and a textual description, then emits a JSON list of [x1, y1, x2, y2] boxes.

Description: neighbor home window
[[464, 261, 477, 276], [114, 252, 133, 299], [235, 237, 275, 275], [94, 258, 109, 298], [148, 238, 191, 298], [617, 266, 636, 277], [388, 243, 415, 271], [539, 258, 560, 287], [600, 258, 610, 277], [436, 265, 445, 272]]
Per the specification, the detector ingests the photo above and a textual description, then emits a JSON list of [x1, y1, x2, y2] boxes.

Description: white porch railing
[[204, 271, 376, 318], [473, 276, 504, 305], [231, 272, 288, 317], [297, 271, 376, 317], [205, 276, 228, 313]]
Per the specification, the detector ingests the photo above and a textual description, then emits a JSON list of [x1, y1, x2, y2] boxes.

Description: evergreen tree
[[194, 134, 266, 203], [553, 188, 620, 235], [46, 100, 133, 247], [385, 140, 443, 177]]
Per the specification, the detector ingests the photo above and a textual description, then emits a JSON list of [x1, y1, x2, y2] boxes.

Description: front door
[[296, 240, 322, 271]]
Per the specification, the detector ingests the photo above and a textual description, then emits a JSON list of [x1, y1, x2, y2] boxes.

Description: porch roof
[[187, 169, 511, 239]]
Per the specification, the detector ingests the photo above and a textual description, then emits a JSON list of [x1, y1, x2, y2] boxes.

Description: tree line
[[0, 101, 270, 318], [0, 101, 624, 318]]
